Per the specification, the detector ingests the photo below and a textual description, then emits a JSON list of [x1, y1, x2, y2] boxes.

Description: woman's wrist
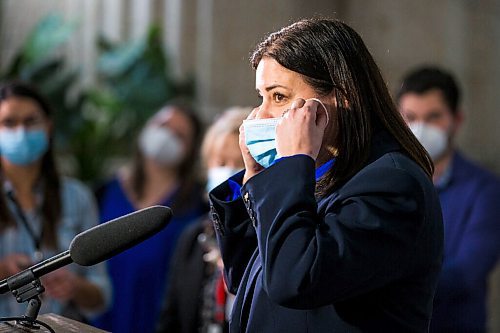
[[243, 167, 262, 185]]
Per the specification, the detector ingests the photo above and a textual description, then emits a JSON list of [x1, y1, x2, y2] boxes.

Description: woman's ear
[[329, 88, 350, 109], [326, 94, 338, 108]]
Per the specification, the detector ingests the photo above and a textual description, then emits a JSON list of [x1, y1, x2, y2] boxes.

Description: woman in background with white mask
[[93, 104, 208, 333], [0, 81, 110, 321], [156, 107, 250, 333]]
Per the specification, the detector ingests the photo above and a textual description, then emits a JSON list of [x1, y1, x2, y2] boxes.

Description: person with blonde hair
[[157, 107, 251, 333]]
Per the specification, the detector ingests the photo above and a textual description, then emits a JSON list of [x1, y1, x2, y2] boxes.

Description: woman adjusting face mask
[[207, 19, 442, 333], [243, 98, 329, 169]]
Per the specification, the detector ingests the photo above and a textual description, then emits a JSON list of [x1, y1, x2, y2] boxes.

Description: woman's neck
[[316, 145, 337, 168], [125, 159, 181, 209], [2, 159, 42, 210]]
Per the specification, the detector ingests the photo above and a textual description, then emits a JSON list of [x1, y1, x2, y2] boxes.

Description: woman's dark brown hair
[[0, 81, 61, 249], [130, 102, 204, 213], [251, 18, 433, 194]]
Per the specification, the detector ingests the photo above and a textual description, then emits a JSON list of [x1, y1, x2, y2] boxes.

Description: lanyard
[[6, 190, 44, 262]]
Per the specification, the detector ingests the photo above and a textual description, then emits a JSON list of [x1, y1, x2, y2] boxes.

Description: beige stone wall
[[2, 1, 500, 175], [341, 0, 500, 175], [193, 0, 342, 118], [1, 1, 499, 330], [0, 0, 66, 68]]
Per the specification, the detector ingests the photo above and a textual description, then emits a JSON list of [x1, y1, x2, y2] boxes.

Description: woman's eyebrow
[[256, 84, 290, 93]]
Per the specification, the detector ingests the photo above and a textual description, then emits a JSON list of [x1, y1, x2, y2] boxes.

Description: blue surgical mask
[[0, 128, 49, 165], [243, 117, 280, 168], [243, 98, 329, 168]]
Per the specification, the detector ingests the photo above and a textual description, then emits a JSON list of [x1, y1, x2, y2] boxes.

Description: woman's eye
[[273, 92, 286, 103], [0, 118, 16, 128]]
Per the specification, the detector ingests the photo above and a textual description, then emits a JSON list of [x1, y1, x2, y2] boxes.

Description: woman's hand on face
[[240, 108, 265, 184], [276, 98, 329, 160]]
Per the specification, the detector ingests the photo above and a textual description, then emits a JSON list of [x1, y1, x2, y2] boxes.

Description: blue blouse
[[93, 177, 207, 333]]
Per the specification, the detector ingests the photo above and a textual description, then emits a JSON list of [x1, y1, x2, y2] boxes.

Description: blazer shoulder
[[340, 152, 432, 196]]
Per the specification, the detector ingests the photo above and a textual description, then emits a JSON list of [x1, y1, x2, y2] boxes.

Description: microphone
[[70, 205, 171, 266], [0, 205, 172, 294]]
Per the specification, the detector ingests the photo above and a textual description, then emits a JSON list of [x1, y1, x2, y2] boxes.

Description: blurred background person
[[93, 103, 208, 333], [397, 66, 500, 333], [156, 106, 250, 333], [0, 81, 110, 321]]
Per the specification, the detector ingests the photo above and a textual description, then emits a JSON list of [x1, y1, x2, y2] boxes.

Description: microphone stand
[[0, 253, 72, 333], [0, 275, 55, 332], [7, 269, 45, 329]]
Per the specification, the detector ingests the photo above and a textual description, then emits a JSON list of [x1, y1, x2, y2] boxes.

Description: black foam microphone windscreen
[[69, 205, 172, 266]]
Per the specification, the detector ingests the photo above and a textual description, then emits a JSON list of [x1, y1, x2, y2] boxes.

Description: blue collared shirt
[[430, 152, 500, 332]]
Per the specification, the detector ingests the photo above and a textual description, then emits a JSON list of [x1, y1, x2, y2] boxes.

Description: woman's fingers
[[290, 98, 306, 110], [307, 98, 330, 129], [276, 98, 328, 160], [287, 99, 328, 130], [240, 107, 264, 184], [239, 107, 259, 154], [247, 107, 259, 120]]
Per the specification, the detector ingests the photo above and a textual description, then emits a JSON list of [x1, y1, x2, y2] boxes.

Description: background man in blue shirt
[[397, 66, 500, 333]]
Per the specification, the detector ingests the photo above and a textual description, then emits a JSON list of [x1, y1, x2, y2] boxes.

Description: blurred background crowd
[[0, 0, 498, 332]]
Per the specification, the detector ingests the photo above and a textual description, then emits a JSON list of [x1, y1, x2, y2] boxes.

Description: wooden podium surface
[[0, 313, 109, 333]]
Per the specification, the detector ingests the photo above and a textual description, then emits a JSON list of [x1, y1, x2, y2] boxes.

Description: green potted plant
[[1, 14, 194, 185]]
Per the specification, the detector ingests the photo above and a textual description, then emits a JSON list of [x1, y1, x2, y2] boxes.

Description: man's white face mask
[[409, 122, 448, 161]]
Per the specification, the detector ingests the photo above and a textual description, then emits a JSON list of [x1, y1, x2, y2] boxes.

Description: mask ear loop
[[306, 98, 329, 126]]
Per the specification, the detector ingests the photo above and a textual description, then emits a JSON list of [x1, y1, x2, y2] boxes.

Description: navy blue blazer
[[209, 131, 443, 332]]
